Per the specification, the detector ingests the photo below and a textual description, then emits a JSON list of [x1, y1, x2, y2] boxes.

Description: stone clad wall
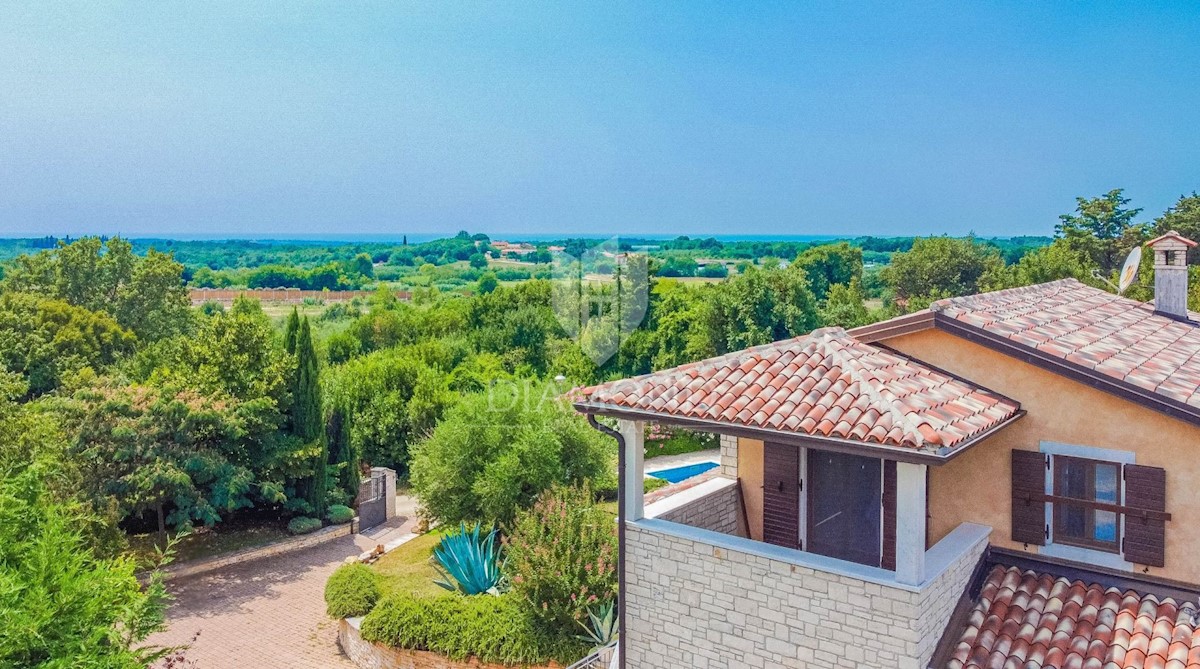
[[654, 478, 743, 536], [719, 434, 738, 477], [625, 521, 988, 669]]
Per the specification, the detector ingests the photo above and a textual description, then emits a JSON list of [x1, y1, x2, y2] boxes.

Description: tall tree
[[1056, 189, 1146, 274], [283, 307, 301, 355], [883, 236, 1004, 306], [1154, 192, 1200, 263], [293, 318, 326, 515]]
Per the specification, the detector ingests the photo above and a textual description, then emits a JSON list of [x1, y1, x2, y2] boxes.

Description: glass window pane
[[1059, 503, 1086, 539], [1094, 464, 1119, 503], [1059, 458, 1088, 499], [1094, 510, 1118, 543]]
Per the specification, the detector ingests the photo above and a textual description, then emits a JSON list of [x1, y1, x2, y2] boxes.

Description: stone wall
[[338, 618, 562, 669], [624, 520, 989, 669], [719, 434, 738, 477], [652, 477, 743, 537]]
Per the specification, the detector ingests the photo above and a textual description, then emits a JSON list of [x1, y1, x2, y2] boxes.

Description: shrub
[[409, 388, 610, 528], [326, 504, 354, 525], [505, 483, 617, 634], [325, 563, 381, 618], [433, 523, 504, 595], [287, 516, 322, 535], [359, 592, 585, 665]]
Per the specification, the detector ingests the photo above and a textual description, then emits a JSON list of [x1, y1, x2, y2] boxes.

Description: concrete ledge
[[338, 617, 563, 669], [644, 476, 737, 519], [630, 517, 991, 593], [162, 522, 354, 581]]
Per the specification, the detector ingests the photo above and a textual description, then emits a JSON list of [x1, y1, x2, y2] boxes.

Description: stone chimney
[[1146, 230, 1197, 320]]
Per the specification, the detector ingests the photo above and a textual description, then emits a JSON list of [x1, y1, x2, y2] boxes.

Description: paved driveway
[[148, 504, 417, 669]]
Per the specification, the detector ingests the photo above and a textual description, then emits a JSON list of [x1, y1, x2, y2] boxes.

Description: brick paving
[[147, 500, 418, 669]]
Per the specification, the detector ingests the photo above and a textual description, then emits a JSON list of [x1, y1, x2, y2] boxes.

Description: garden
[[320, 391, 711, 667]]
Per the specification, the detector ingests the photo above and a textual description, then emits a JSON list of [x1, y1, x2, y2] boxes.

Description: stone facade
[[653, 477, 744, 537], [719, 433, 738, 477], [625, 519, 988, 669]]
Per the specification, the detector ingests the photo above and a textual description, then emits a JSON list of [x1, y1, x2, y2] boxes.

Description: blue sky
[[1, 2, 1198, 239]]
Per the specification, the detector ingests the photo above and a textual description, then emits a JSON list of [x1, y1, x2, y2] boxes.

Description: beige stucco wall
[[882, 327, 1200, 583], [736, 438, 765, 541]]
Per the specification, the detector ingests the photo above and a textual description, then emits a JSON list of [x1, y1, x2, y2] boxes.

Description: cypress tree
[[283, 307, 300, 355], [293, 317, 327, 514]]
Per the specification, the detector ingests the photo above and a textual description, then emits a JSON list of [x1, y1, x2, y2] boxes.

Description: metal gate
[[357, 471, 387, 530]]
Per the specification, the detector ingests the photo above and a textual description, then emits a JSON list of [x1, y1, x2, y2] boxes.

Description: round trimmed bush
[[326, 504, 354, 525], [325, 563, 381, 618], [287, 516, 323, 535]]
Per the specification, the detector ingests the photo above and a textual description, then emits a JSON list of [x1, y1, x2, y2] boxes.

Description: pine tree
[[292, 317, 327, 514], [283, 306, 300, 355]]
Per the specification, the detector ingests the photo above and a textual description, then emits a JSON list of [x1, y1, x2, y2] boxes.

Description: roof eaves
[[572, 400, 1026, 466]]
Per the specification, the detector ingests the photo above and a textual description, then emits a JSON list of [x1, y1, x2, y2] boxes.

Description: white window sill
[[1040, 542, 1132, 571]]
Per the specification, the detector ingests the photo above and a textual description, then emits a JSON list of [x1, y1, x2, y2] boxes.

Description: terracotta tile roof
[[931, 279, 1200, 410], [949, 565, 1200, 669], [579, 327, 1020, 453]]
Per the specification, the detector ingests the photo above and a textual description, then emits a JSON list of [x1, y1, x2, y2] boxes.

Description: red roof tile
[[948, 566, 1200, 669], [579, 327, 1020, 453], [932, 279, 1200, 411]]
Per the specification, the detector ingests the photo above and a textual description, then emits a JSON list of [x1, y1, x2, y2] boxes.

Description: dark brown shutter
[[881, 460, 897, 570], [1123, 464, 1167, 567], [762, 442, 800, 549], [1011, 450, 1047, 546]]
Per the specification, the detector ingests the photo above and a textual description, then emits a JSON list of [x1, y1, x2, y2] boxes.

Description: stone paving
[[147, 498, 418, 669]]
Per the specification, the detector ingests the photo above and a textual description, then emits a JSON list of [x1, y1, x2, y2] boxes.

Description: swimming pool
[[647, 461, 719, 484]]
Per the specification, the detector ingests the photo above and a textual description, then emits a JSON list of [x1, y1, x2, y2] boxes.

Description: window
[[1052, 455, 1121, 553]]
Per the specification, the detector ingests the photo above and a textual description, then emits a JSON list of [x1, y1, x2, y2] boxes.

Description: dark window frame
[[1052, 455, 1122, 554]]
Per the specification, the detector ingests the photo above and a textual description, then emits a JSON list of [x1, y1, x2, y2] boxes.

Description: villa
[[576, 232, 1200, 668]]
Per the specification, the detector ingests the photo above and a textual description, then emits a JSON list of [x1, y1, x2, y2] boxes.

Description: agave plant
[[577, 599, 619, 648], [432, 522, 505, 595]]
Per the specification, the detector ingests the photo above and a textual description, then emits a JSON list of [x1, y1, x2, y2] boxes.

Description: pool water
[[647, 461, 719, 484]]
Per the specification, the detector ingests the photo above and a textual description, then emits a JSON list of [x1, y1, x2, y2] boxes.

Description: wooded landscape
[[1, 188, 1199, 666]]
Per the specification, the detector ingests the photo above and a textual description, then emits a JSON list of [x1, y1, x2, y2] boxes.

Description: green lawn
[[371, 530, 449, 599]]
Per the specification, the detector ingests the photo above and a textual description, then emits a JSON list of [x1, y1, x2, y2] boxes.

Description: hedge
[[326, 504, 354, 525], [359, 592, 586, 666], [287, 516, 323, 535], [325, 563, 381, 618]]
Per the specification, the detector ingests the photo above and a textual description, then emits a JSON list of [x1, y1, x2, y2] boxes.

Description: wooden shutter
[[1123, 464, 1167, 567], [1011, 450, 1047, 546], [881, 460, 897, 570], [762, 442, 800, 549]]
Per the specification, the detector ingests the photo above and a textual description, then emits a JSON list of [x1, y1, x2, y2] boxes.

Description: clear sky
[[1, 2, 1198, 239]]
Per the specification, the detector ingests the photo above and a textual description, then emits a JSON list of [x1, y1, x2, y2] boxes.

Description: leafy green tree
[[656, 255, 698, 277], [1056, 189, 1146, 274], [409, 388, 610, 527], [883, 236, 1004, 306], [795, 242, 863, 298], [70, 381, 266, 535], [706, 266, 819, 354], [820, 279, 871, 328], [1, 237, 191, 342], [350, 253, 375, 278], [0, 465, 172, 668], [994, 239, 1099, 289], [469, 253, 489, 270], [1153, 192, 1200, 263], [477, 271, 499, 294], [0, 293, 136, 396]]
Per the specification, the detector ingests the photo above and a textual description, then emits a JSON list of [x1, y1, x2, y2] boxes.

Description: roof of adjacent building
[[577, 327, 1021, 454], [930, 279, 1200, 411], [948, 565, 1200, 669]]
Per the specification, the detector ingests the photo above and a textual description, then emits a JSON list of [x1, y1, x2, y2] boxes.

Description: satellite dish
[[1118, 246, 1142, 295]]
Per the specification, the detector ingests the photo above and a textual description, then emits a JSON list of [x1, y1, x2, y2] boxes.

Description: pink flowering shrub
[[504, 483, 617, 633]]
